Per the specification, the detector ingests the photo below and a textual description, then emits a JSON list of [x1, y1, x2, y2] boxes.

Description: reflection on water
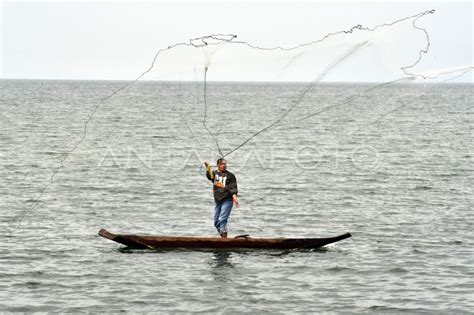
[[211, 251, 234, 268], [209, 251, 235, 283]]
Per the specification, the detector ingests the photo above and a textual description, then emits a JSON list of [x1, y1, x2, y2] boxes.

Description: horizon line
[[1, 77, 472, 84]]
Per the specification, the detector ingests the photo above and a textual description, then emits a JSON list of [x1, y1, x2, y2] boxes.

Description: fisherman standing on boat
[[204, 158, 239, 238]]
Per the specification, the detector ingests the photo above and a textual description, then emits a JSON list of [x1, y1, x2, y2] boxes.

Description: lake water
[[0, 80, 472, 313]]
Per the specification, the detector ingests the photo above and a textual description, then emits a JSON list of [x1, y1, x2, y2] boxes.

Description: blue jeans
[[214, 198, 233, 234]]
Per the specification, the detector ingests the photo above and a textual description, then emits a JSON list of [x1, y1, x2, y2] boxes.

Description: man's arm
[[227, 173, 240, 208]]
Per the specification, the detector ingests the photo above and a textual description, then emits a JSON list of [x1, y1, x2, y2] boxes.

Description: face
[[218, 160, 227, 172]]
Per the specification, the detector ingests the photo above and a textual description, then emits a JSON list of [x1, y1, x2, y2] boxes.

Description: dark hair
[[216, 158, 226, 166]]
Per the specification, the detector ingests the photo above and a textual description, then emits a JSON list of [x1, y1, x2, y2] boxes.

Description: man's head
[[217, 158, 227, 172]]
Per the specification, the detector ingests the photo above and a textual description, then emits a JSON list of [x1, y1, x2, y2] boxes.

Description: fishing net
[[7, 7, 473, 237]]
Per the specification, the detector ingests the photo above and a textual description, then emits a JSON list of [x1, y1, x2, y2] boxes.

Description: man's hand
[[233, 194, 240, 208]]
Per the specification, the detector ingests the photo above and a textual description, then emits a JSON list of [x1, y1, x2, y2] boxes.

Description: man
[[204, 158, 239, 238]]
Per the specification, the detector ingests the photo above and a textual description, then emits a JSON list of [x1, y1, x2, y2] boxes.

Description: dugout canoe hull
[[98, 229, 351, 250]]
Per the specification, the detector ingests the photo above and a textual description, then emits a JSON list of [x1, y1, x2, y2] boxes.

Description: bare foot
[[220, 232, 228, 238]]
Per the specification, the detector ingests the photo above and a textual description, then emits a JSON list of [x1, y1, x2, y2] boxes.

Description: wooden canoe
[[98, 229, 351, 250]]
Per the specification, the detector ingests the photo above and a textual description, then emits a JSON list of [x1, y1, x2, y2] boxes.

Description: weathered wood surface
[[99, 229, 352, 250]]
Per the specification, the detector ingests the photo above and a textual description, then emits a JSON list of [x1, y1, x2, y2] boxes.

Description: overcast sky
[[1, 0, 472, 82]]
